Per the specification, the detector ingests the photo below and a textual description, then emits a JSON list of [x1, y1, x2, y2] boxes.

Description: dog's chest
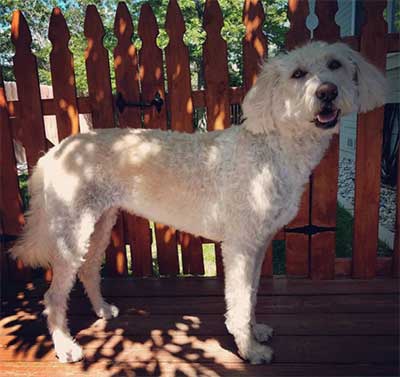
[[245, 159, 308, 229]]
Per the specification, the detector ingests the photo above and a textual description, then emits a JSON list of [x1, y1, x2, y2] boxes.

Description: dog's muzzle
[[313, 82, 340, 129]]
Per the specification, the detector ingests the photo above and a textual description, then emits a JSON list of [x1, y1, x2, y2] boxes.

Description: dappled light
[[253, 36, 265, 55], [213, 111, 226, 131], [244, 18, 262, 41], [2, 279, 398, 375], [117, 18, 127, 36], [158, 224, 175, 244], [0, 93, 6, 109], [10, 10, 21, 41], [186, 98, 193, 114], [0, 281, 243, 376], [180, 233, 191, 249], [53, 7, 61, 16], [110, 231, 126, 276], [128, 45, 136, 57], [288, 0, 300, 13], [139, 65, 145, 81], [172, 64, 182, 81], [58, 99, 69, 111], [85, 39, 95, 60], [154, 67, 162, 80], [66, 104, 79, 134], [114, 55, 122, 69], [95, 90, 105, 102]]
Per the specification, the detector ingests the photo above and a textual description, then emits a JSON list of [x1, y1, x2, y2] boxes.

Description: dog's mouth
[[312, 107, 341, 129]]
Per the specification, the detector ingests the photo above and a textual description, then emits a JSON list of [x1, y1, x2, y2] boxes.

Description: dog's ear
[[342, 44, 387, 113], [242, 60, 281, 134]]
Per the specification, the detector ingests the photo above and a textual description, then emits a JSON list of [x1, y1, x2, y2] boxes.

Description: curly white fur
[[11, 42, 386, 364]]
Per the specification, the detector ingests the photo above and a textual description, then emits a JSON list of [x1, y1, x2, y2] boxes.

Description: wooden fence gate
[[0, 0, 399, 283]]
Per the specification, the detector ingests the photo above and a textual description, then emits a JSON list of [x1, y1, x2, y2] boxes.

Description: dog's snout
[[316, 82, 338, 102]]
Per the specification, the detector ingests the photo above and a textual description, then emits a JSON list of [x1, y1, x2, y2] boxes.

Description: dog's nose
[[316, 82, 338, 102]]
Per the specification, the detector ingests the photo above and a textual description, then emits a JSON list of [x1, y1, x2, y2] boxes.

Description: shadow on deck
[[1, 277, 399, 376]]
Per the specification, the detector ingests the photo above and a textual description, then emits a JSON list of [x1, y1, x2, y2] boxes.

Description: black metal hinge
[[285, 224, 336, 236], [116, 92, 164, 114]]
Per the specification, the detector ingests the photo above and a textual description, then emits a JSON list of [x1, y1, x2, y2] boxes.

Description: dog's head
[[242, 41, 387, 134]]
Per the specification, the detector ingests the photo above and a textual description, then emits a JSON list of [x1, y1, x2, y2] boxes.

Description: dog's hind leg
[[222, 242, 273, 364], [44, 260, 83, 363], [44, 211, 101, 363], [78, 207, 120, 320]]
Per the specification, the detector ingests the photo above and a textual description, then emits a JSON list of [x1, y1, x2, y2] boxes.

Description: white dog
[[12, 42, 386, 364]]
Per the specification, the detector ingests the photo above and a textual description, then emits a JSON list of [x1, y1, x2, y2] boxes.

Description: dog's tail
[[10, 158, 52, 268]]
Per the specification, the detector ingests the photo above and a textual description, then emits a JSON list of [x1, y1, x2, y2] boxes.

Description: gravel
[[338, 157, 397, 233]]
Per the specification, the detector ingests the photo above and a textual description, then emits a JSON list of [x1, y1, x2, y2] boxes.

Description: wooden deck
[[1, 277, 399, 376]]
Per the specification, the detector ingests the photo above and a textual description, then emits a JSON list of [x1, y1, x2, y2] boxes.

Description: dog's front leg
[[222, 242, 273, 364], [250, 246, 274, 343]]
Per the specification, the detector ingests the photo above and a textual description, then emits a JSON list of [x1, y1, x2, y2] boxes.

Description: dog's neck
[[241, 119, 337, 178]]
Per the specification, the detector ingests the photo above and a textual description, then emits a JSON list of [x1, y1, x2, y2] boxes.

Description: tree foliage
[[0, 0, 288, 94]]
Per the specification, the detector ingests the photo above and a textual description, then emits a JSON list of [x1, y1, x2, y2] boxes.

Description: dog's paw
[[55, 339, 83, 363], [95, 302, 119, 319], [253, 323, 274, 342], [239, 341, 274, 364]]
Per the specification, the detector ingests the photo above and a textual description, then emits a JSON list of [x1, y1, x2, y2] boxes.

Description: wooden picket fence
[[0, 0, 399, 283]]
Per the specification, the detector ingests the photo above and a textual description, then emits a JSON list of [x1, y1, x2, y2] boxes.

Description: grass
[[336, 204, 393, 257], [272, 240, 286, 275], [335, 204, 354, 258], [18, 173, 29, 211]]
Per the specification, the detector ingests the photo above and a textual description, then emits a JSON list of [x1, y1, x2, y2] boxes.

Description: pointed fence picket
[[310, 0, 341, 280], [284, 0, 311, 278], [242, 0, 267, 93], [0, 70, 25, 281], [10, 10, 50, 281], [203, 0, 230, 132], [165, 0, 204, 275], [84, 5, 127, 277], [48, 7, 80, 141], [139, 2, 180, 276], [114, 2, 152, 277], [285, 0, 310, 50], [201, 0, 234, 278], [242, 0, 274, 277], [11, 10, 48, 172], [1, 1, 398, 282], [353, 0, 388, 279]]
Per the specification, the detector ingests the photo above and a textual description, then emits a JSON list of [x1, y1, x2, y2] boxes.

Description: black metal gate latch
[[116, 92, 164, 114]]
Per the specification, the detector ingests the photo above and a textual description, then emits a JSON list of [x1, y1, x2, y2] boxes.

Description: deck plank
[[4, 277, 399, 298], [0, 361, 397, 377], [1, 278, 398, 376], [1, 334, 398, 364], [3, 293, 398, 316], [1, 312, 397, 337]]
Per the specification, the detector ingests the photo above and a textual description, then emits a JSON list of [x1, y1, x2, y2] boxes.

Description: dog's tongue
[[317, 109, 338, 124]]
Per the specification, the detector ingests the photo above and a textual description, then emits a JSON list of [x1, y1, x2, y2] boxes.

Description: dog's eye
[[291, 69, 307, 79], [328, 59, 342, 70]]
